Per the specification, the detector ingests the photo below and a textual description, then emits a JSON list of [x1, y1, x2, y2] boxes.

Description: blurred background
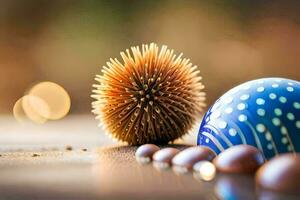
[[0, 2, 299, 198], [1, 0, 300, 114]]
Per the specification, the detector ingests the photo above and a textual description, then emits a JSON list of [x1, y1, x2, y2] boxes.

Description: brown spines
[[92, 43, 205, 145]]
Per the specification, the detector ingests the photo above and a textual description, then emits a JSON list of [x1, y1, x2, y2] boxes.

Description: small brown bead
[[32, 153, 40, 157], [256, 153, 300, 195], [172, 146, 216, 170], [213, 145, 265, 173], [152, 147, 180, 166], [65, 145, 73, 151], [135, 144, 160, 164]]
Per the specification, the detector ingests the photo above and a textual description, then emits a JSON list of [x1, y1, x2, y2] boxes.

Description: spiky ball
[[92, 43, 205, 145]]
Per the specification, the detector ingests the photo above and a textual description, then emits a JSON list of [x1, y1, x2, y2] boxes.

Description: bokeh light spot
[[28, 82, 71, 120], [13, 81, 71, 124]]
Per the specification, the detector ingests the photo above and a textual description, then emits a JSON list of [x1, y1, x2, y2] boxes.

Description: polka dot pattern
[[256, 124, 266, 133], [281, 127, 288, 135], [287, 113, 295, 121], [224, 97, 233, 104], [296, 121, 300, 129], [257, 87, 265, 92], [237, 103, 246, 110], [256, 98, 265, 105], [240, 94, 250, 101], [218, 120, 227, 129], [293, 102, 300, 109], [225, 107, 233, 114], [272, 118, 280, 126], [287, 87, 294, 92], [238, 114, 247, 122], [269, 93, 277, 100], [229, 128, 237, 136], [282, 137, 288, 144], [210, 111, 221, 119], [279, 96, 287, 103], [272, 83, 279, 88], [198, 77, 300, 160], [267, 144, 273, 150], [274, 108, 282, 116], [257, 109, 265, 117], [265, 132, 272, 141]]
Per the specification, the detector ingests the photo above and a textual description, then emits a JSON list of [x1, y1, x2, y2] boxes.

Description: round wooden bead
[[213, 144, 265, 173], [256, 153, 300, 195], [135, 144, 160, 164], [152, 148, 180, 168], [198, 77, 300, 159], [172, 146, 216, 170]]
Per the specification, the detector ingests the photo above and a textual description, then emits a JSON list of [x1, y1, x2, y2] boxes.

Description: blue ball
[[197, 77, 300, 159]]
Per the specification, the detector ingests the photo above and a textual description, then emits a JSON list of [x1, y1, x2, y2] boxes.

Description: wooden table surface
[[0, 115, 298, 200]]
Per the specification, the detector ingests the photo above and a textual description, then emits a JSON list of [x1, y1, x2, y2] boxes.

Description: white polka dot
[[237, 103, 246, 110], [224, 97, 233, 104], [279, 96, 287, 103], [210, 111, 221, 119], [224, 107, 233, 114], [281, 127, 288, 135], [272, 118, 281, 126], [272, 83, 279, 88], [257, 87, 265, 92], [287, 145, 293, 151], [257, 109, 265, 117], [267, 144, 273, 150], [238, 114, 247, 122], [265, 132, 272, 141], [205, 138, 210, 143], [211, 101, 221, 112], [293, 102, 300, 109], [269, 93, 277, 100], [242, 85, 251, 90], [296, 121, 300, 129], [288, 82, 294, 86], [287, 113, 295, 121], [281, 137, 288, 144], [256, 98, 265, 105], [256, 124, 266, 133], [229, 87, 239, 94], [229, 128, 237, 136], [287, 86, 294, 92], [218, 120, 227, 129], [240, 94, 250, 101], [274, 108, 282, 116]]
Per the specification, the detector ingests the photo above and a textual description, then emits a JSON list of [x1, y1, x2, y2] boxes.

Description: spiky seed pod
[[92, 43, 206, 145]]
